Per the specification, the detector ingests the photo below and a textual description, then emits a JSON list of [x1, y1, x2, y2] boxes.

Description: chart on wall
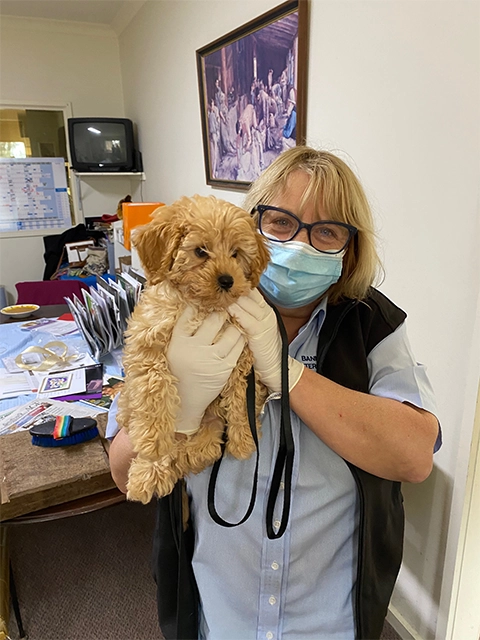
[[0, 157, 72, 233]]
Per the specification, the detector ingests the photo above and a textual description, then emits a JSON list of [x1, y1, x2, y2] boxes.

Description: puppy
[[117, 195, 270, 503]]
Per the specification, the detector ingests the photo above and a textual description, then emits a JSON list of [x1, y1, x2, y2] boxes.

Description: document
[[0, 369, 36, 399], [65, 274, 144, 360], [36, 368, 86, 400]]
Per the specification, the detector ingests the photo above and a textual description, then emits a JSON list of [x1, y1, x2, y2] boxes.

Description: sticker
[[38, 373, 73, 394]]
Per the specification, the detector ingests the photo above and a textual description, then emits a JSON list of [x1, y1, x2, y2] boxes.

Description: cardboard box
[[122, 202, 164, 250], [65, 240, 95, 265], [118, 256, 132, 270]]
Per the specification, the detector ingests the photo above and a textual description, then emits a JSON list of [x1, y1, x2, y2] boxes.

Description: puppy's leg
[[180, 412, 225, 474], [121, 364, 180, 500], [124, 366, 178, 462], [221, 348, 258, 460], [127, 453, 181, 502]]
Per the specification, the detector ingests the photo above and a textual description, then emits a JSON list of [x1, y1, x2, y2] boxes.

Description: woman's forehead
[[282, 170, 312, 198], [272, 171, 328, 219]]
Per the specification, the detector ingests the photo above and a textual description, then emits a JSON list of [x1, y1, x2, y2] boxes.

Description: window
[[0, 107, 75, 225]]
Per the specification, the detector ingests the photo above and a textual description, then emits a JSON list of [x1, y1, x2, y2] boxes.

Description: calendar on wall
[[0, 157, 72, 233]]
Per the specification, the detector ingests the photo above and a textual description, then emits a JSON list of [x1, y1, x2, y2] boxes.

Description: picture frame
[[196, 0, 309, 191]]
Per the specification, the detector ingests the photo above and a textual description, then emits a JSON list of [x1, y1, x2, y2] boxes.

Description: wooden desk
[[0, 304, 69, 325], [0, 414, 125, 639], [0, 312, 124, 524], [0, 305, 126, 638], [0, 307, 121, 521], [0, 414, 122, 522]]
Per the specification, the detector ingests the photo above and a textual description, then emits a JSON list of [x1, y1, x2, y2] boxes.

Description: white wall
[[0, 2, 478, 637], [118, 1, 480, 638], [0, 16, 128, 302]]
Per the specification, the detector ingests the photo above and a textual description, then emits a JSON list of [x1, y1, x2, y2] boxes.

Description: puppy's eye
[[232, 250, 238, 258], [195, 247, 208, 258]]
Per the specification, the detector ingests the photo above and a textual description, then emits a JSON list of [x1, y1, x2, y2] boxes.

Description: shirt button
[[280, 481, 285, 490], [271, 562, 279, 570], [269, 596, 277, 605], [266, 633, 274, 640], [274, 520, 281, 529]]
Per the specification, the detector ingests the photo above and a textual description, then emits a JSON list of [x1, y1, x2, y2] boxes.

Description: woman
[[108, 146, 440, 640]]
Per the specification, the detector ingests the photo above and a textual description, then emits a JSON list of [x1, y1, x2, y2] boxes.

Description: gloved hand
[[167, 306, 245, 434], [228, 289, 304, 394]]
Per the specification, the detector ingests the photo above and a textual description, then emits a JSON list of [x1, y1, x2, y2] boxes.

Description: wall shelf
[[70, 170, 146, 223], [72, 171, 146, 180]]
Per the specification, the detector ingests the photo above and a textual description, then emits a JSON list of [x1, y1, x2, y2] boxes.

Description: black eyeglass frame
[[254, 205, 358, 255]]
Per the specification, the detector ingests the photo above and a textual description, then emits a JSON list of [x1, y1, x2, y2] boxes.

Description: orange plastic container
[[122, 202, 164, 250]]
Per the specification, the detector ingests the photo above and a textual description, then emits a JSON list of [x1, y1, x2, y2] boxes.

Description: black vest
[[152, 287, 407, 640]]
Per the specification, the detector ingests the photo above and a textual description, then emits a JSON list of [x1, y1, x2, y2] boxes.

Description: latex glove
[[167, 306, 245, 434], [229, 288, 304, 394]]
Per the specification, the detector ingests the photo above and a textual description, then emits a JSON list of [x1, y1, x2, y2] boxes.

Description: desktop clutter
[[117, 194, 270, 504], [43, 196, 164, 285], [0, 195, 164, 450], [0, 265, 146, 446]]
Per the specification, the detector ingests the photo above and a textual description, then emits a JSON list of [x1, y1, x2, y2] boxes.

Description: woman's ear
[[132, 205, 185, 285]]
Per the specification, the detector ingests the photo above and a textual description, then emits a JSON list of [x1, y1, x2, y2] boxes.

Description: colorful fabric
[[53, 415, 72, 439]]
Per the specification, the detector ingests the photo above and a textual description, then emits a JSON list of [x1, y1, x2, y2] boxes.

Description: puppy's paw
[[127, 455, 179, 501], [126, 483, 155, 504]]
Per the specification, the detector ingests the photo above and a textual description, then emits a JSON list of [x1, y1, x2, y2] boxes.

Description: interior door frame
[[443, 381, 480, 640]]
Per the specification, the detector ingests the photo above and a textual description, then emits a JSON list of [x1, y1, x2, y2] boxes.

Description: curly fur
[[116, 195, 270, 503]]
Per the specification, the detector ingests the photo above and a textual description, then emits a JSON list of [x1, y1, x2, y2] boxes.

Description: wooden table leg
[[9, 562, 25, 638], [0, 526, 9, 640], [0, 526, 26, 640]]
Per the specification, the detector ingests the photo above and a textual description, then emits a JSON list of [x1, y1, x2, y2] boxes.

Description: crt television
[[67, 117, 142, 172]]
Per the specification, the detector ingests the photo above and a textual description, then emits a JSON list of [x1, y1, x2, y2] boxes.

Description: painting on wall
[[196, 0, 309, 191]]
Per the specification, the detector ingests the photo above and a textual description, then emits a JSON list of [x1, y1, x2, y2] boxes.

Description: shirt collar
[[295, 295, 329, 339]]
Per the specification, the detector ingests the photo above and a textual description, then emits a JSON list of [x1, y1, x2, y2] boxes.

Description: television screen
[[68, 118, 139, 172]]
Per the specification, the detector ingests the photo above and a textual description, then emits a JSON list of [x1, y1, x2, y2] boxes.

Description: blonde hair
[[244, 146, 382, 304]]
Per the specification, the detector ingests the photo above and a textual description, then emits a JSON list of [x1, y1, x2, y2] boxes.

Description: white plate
[[1, 304, 40, 319]]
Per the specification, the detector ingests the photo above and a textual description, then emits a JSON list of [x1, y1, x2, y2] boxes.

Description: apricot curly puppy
[[117, 195, 270, 503]]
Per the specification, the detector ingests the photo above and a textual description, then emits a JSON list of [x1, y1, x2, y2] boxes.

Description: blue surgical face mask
[[260, 239, 344, 308]]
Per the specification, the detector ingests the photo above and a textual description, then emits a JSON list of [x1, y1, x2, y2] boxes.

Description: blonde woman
[[108, 146, 440, 640]]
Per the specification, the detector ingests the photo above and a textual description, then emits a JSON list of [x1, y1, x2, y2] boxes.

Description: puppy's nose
[[218, 274, 234, 290]]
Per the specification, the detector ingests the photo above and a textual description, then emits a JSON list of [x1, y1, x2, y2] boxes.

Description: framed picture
[[196, 0, 309, 190]]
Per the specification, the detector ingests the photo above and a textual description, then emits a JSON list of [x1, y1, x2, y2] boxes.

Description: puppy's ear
[[248, 232, 270, 287], [132, 205, 185, 284]]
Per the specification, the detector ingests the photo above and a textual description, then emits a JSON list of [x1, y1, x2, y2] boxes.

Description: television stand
[[70, 169, 147, 223]]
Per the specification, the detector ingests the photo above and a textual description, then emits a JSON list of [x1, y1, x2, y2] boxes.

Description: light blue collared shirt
[[106, 298, 440, 640]]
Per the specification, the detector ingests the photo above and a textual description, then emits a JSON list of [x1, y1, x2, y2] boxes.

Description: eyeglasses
[[255, 205, 358, 254]]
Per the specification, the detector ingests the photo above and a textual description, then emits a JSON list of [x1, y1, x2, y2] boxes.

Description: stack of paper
[[0, 361, 103, 403], [0, 369, 36, 399], [0, 397, 106, 436], [65, 269, 145, 361], [19, 317, 78, 337]]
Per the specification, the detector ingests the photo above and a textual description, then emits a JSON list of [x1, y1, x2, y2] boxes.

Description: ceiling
[[0, 0, 147, 33]]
